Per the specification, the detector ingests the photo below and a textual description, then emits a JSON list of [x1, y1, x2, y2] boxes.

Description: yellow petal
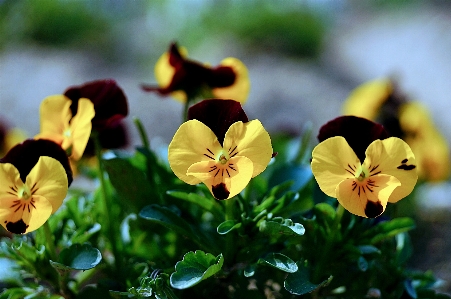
[[336, 174, 400, 218], [155, 47, 188, 103], [0, 163, 22, 201], [26, 156, 68, 213], [342, 78, 392, 120], [168, 120, 223, 185], [363, 137, 418, 203], [222, 120, 272, 178], [0, 194, 52, 234], [39, 95, 72, 138], [311, 136, 361, 198], [399, 102, 450, 181], [212, 58, 250, 104], [187, 156, 253, 200], [69, 98, 95, 160]]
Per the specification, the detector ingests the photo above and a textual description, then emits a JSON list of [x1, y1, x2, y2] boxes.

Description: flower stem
[[225, 198, 235, 262], [43, 221, 57, 261], [92, 133, 122, 276], [133, 117, 150, 150]]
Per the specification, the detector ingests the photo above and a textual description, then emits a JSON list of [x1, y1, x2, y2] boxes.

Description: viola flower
[[142, 43, 250, 104], [311, 116, 418, 218], [168, 99, 272, 200], [64, 79, 129, 133], [35, 95, 95, 161], [0, 139, 71, 234], [342, 78, 450, 181]]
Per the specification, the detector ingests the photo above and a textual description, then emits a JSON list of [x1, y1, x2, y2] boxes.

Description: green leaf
[[284, 262, 332, 295], [259, 253, 298, 273], [244, 264, 257, 277], [268, 164, 312, 192], [103, 157, 154, 207], [170, 250, 224, 289], [259, 217, 305, 237], [167, 190, 224, 219], [51, 243, 102, 271], [363, 217, 416, 244], [139, 204, 216, 253], [217, 220, 242, 235]]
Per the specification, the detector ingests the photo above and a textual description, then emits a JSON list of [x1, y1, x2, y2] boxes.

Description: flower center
[[18, 185, 32, 200], [218, 154, 228, 165], [355, 165, 369, 182], [63, 128, 72, 138]]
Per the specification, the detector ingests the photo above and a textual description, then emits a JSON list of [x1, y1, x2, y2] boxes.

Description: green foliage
[[170, 251, 224, 289]]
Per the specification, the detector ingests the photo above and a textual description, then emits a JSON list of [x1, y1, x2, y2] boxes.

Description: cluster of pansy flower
[[168, 99, 273, 200], [0, 79, 128, 234], [311, 116, 418, 218], [343, 78, 450, 182], [142, 42, 250, 105]]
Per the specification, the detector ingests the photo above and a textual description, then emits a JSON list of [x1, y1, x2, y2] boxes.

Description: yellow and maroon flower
[[168, 99, 272, 200], [142, 43, 250, 104], [311, 116, 418, 218], [343, 78, 450, 181], [64, 79, 129, 132], [0, 139, 72, 234]]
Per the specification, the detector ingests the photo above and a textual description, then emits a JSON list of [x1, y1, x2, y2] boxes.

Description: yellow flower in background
[[142, 43, 250, 104], [342, 78, 450, 182], [0, 156, 68, 234], [311, 116, 418, 218], [36, 95, 95, 161], [399, 102, 450, 181], [168, 99, 272, 200], [342, 78, 392, 121]]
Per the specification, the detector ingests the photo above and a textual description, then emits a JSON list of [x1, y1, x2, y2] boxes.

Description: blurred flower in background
[[343, 78, 450, 182], [142, 42, 250, 104]]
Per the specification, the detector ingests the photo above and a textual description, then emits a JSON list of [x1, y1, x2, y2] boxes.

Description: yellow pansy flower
[[311, 116, 418, 218], [0, 139, 71, 234], [343, 78, 450, 181], [142, 43, 250, 104], [168, 99, 272, 200], [36, 95, 95, 161]]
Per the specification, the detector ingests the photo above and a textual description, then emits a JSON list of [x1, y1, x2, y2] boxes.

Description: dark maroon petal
[[317, 116, 389, 163], [0, 139, 73, 186], [64, 79, 128, 132], [0, 119, 8, 153], [83, 122, 129, 156], [207, 66, 236, 88], [188, 99, 248, 145]]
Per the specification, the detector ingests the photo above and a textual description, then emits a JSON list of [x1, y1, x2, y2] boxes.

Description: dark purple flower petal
[[64, 79, 128, 131], [317, 116, 389, 163], [83, 122, 129, 156], [188, 99, 248, 145], [0, 139, 73, 186]]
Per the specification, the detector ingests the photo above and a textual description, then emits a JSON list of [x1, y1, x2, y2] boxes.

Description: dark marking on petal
[[14, 205, 22, 212], [397, 164, 416, 170], [203, 153, 215, 160], [214, 169, 220, 177], [6, 219, 29, 234], [229, 145, 237, 156], [345, 169, 354, 176], [226, 169, 230, 177], [207, 148, 215, 155], [212, 183, 230, 200], [370, 171, 381, 176], [229, 165, 237, 171], [370, 165, 379, 172], [364, 201, 384, 218], [401, 159, 408, 163], [271, 152, 278, 158]]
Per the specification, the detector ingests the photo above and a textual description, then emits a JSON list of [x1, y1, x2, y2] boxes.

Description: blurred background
[[1, 0, 450, 292]]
